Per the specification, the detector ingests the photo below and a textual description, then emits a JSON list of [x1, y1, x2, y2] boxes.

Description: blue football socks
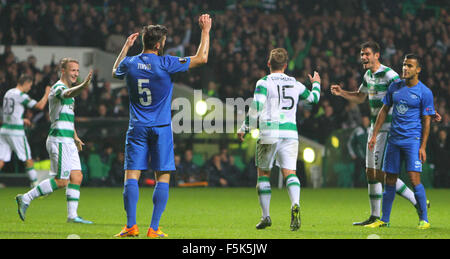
[[414, 184, 428, 222], [150, 182, 169, 230], [381, 184, 396, 223], [123, 179, 139, 228]]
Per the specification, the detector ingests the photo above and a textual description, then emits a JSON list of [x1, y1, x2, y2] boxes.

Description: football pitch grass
[[1, 187, 449, 239]]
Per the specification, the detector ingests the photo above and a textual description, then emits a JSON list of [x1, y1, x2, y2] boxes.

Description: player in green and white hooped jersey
[[238, 48, 321, 231], [331, 41, 425, 226], [0, 74, 50, 187], [16, 58, 93, 224]]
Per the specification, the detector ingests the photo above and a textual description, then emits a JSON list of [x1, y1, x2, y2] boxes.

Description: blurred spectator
[[219, 147, 239, 186], [206, 154, 232, 187], [96, 103, 110, 117], [109, 151, 125, 187], [75, 88, 94, 117], [429, 128, 450, 188], [172, 154, 182, 187], [0, 0, 448, 188], [105, 24, 127, 53], [317, 105, 337, 144], [179, 149, 203, 184], [297, 108, 319, 141], [87, 144, 115, 186], [347, 116, 370, 187]]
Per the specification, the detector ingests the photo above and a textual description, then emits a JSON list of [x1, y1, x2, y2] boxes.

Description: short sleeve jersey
[[47, 80, 75, 143], [115, 53, 191, 127], [383, 80, 435, 143], [358, 64, 401, 131], [245, 73, 320, 141], [1, 88, 37, 136]]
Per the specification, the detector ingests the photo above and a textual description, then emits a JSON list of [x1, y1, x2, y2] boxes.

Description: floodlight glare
[[195, 100, 208, 116], [250, 129, 260, 139], [331, 136, 339, 148], [303, 147, 315, 163]]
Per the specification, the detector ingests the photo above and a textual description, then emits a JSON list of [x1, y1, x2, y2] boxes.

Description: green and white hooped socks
[[257, 176, 271, 218], [22, 178, 58, 204], [286, 174, 301, 208], [368, 181, 383, 217], [66, 183, 80, 219], [396, 178, 417, 205]]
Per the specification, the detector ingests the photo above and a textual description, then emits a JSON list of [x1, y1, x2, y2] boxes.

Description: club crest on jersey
[[179, 57, 188, 64], [396, 100, 408, 114]]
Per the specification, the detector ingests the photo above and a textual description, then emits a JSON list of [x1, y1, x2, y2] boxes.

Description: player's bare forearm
[[112, 46, 129, 77], [112, 32, 139, 77], [189, 14, 211, 68], [340, 91, 367, 104], [190, 31, 210, 68], [63, 71, 93, 98], [74, 129, 84, 151], [420, 115, 431, 149], [63, 83, 87, 98], [372, 105, 389, 137]]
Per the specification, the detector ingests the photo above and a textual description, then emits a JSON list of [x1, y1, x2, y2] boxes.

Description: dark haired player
[[366, 54, 435, 229], [331, 42, 426, 226], [112, 14, 212, 238], [1, 75, 50, 187]]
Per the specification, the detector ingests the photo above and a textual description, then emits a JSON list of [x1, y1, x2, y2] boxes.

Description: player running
[[331, 42, 427, 226], [1, 74, 50, 187], [113, 14, 212, 238], [237, 48, 321, 231], [366, 54, 434, 229], [16, 58, 93, 224]]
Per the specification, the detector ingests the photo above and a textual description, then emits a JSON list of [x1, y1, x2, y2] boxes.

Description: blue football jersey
[[383, 80, 435, 143], [115, 53, 190, 127]]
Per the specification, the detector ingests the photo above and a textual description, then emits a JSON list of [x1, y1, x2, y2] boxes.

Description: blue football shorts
[[124, 124, 175, 172], [382, 139, 422, 174]]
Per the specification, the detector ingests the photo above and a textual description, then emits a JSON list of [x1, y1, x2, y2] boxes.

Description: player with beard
[[113, 14, 212, 238], [366, 54, 435, 229], [330, 42, 437, 226]]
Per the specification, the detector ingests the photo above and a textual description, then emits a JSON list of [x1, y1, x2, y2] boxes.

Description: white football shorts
[[46, 140, 81, 180], [366, 129, 389, 171], [0, 134, 32, 162], [256, 138, 298, 171]]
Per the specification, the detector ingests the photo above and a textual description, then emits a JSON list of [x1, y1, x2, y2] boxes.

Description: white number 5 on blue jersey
[[138, 79, 152, 106]]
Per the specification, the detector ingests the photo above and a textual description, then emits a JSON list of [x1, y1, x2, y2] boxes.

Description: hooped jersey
[[47, 80, 75, 143], [241, 73, 321, 143], [358, 64, 401, 131], [1, 88, 37, 136]]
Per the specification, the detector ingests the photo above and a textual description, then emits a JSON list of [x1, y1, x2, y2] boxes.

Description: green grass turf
[[0, 187, 449, 239]]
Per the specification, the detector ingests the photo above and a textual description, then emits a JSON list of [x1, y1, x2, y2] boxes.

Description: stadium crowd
[[0, 0, 449, 187]]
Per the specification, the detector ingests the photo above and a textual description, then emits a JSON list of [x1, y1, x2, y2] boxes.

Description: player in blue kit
[[112, 14, 212, 238], [366, 54, 435, 229]]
